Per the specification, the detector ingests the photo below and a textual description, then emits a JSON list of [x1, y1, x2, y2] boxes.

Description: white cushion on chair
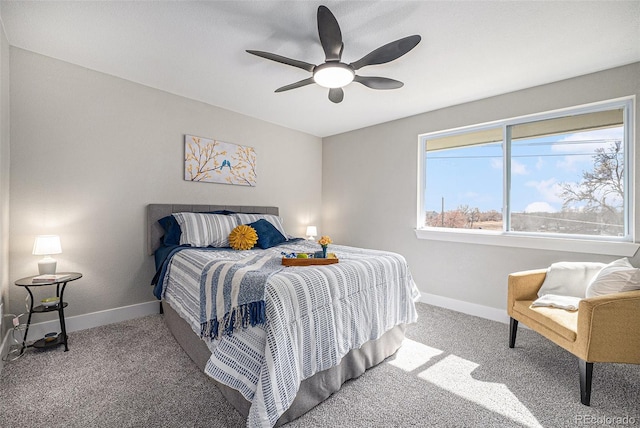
[[586, 258, 640, 298], [538, 261, 606, 298]]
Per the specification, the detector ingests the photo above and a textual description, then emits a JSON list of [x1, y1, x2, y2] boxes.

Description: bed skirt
[[163, 301, 406, 426]]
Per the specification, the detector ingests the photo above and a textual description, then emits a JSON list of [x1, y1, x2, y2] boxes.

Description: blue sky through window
[[425, 127, 624, 214]]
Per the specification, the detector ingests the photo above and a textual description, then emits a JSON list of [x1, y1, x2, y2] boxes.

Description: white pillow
[[585, 258, 640, 298], [232, 213, 288, 240], [538, 261, 606, 298], [173, 212, 238, 247]]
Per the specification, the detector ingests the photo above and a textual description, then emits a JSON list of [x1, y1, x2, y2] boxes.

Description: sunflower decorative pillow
[[229, 224, 258, 250]]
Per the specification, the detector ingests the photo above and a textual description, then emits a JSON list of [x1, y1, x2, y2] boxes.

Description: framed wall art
[[184, 134, 257, 187]]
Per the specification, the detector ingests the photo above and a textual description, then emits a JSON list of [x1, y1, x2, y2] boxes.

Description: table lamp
[[306, 226, 317, 240], [32, 235, 62, 274]]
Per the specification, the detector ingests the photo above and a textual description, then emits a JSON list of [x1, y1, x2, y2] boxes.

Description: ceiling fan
[[247, 5, 421, 104]]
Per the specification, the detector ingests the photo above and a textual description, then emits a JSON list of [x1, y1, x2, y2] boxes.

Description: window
[[424, 126, 504, 230], [418, 98, 636, 253]]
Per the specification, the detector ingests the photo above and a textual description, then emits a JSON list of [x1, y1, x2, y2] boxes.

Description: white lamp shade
[[32, 235, 62, 256], [306, 226, 317, 237]]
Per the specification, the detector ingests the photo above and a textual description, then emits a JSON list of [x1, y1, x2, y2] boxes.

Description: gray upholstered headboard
[[147, 204, 279, 255]]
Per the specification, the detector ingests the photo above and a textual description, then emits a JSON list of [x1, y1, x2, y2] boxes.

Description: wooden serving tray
[[281, 258, 339, 266]]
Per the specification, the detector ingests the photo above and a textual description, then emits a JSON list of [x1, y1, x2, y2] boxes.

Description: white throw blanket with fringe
[[531, 294, 582, 311]]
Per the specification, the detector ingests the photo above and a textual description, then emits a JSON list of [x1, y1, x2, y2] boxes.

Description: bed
[[148, 204, 419, 427]]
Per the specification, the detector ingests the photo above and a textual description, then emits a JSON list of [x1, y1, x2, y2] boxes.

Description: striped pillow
[[173, 213, 238, 247], [232, 213, 288, 240]]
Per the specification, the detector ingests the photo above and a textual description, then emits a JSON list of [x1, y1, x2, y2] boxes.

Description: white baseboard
[[24, 300, 161, 342], [418, 293, 510, 324], [0, 300, 161, 366], [1, 294, 505, 373]]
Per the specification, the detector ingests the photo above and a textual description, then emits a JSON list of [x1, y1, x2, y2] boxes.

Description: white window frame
[[416, 97, 639, 256]]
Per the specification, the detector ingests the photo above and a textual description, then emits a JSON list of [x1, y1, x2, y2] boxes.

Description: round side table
[[14, 272, 82, 354]]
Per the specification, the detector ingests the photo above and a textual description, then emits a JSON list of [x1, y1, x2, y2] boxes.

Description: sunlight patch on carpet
[[418, 355, 543, 428], [388, 339, 444, 372]]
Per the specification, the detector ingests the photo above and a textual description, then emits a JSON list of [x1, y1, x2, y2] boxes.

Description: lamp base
[[38, 257, 57, 275]]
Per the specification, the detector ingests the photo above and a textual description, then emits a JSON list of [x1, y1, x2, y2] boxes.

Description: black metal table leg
[[58, 282, 69, 351], [20, 287, 35, 355]]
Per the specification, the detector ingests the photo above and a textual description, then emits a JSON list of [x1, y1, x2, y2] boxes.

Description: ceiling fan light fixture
[[313, 62, 354, 88], [247, 5, 421, 102]]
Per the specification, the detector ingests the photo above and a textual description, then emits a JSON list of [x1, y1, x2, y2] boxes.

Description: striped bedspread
[[159, 240, 419, 428]]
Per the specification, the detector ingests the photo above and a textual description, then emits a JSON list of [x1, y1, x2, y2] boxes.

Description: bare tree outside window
[[556, 141, 624, 235], [560, 141, 624, 214]]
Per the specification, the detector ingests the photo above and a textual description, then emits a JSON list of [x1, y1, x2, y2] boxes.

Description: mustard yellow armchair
[[507, 269, 640, 405]]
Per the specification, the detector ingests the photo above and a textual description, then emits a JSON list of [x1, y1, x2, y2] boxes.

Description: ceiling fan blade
[[246, 50, 315, 72], [349, 35, 421, 71], [328, 88, 344, 103], [275, 77, 315, 93], [354, 75, 404, 90], [317, 5, 343, 61]]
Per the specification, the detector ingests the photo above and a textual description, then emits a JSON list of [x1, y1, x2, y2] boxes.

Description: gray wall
[[322, 63, 640, 310], [8, 48, 322, 320], [0, 23, 9, 340]]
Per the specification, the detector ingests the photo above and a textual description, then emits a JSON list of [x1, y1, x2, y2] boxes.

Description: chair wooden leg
[[509, 318, 518, 348], [579, 359, 593, 406]]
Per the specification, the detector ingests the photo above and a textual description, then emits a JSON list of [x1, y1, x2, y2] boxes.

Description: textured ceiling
[[1, 1, 638, 137]]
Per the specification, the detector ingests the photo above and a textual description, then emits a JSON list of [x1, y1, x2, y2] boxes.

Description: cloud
[[552, 127, 624, 172], [553, 127, 623, 154], [524, 202, 556, 213], [525, 178, 564, 204], [555, 155, 581, 172], [491, 158, 527, 175], [511, 159, 528, 175]]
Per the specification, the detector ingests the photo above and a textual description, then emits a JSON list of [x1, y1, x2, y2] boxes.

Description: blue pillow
[[158, 215, 181, 246], [158, 210, 235, 246], [248, 219, 286, 249]]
